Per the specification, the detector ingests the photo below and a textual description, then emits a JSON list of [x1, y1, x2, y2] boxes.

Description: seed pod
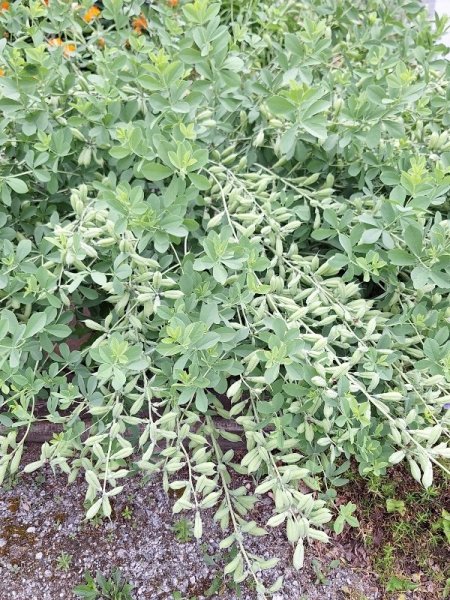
[[152, 271, 162, 288], [209, 165, 226, 174], [429, 131, 439, 150], [269, 119, 283, 128], [245, 353, 260, 374], [206, 211, 225, 229], [253, 130, 264, 147], [78, 147, 92, 166], [197, 109, 213, 120]]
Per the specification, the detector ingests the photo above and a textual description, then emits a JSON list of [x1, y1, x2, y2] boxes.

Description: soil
[[0, 446, 447, 600]]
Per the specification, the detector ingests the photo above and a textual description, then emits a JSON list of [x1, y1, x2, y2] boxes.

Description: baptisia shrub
[[0, 0, 449, 593]]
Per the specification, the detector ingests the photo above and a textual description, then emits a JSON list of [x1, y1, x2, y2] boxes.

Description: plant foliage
[[0, 0, 450, 594]]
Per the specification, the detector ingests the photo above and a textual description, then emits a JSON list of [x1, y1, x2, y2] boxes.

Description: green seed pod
[[222, 152, 237, 165], [78, 147, 92, 166], [70, 127, 86, 141], [197, 109, 213, 120], [429, 131, 439, 150], [313, 209, 321, 229], [209, 165, 226, 174], [236, 156, 247, 171], [152, 271, 162, 288], [164, 290, 184, 299], [269, 119, 283, 128], [253, 130, 264, 147]]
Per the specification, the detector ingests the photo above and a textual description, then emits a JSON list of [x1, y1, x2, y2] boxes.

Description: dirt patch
[[338, 467, 450, 599], [0, 447, 446, 599], [0, 451, 372, 599]]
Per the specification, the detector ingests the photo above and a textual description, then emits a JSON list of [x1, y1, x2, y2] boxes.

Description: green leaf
[[46, 324, 71, 338], [188, 173, 210, 190], [212, 263, 228, 284], [411, 266, 430, 289], [24, 312, 47, 338], [195, 389, 208, 413], [388, 249, 416, 266], [404, 225, 422, 256], [140, 162, 173, 181], [6, 177, 28, 194], [360, 229, 381, 245], [386, 576, 417, 592], [386, 498, 406, 515], [16, 239, 32, 262], [267, 96, 296, 116]]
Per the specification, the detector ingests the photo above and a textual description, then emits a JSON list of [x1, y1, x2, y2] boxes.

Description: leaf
[[212, 263, 228, 284], [301, 116, 327, 140], [16, 239, 32, 262], [360, 229, 381, 245], [386, 498, 406, 515], [267, 96, 296, 116], [91, 271, 107, 286], [24, 312, 47, 338], [46, 324, 71, 338], [338, 234, 353, 256], [430, 269, 450, 289], [333, 515, 345, 534], [388, 249, 416, 266], [109, 146, 130, 159], [411, 266, 430, 289], [386, 576, 418, 592], [6, 177, 29, 194], [404, 225, 422, 256], [0, 414, 13, 427], [188, 173, 210, 190], [140, 161, 173, 181], [195, 389, 208, 413]]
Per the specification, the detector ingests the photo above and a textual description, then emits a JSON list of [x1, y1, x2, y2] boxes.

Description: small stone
[[27, 526, 36, 533], [0, 539, 6, 548], [44, 570, 52, 578], [35, 552, 43, 560]]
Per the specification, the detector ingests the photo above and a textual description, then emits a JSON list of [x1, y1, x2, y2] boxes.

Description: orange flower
[[48, 37, 63, 48], [48, 38, 76, 57], [132, 13, 148, 35], [42, 0, 49, 5], [168, 0, 179, 7], [63, 43, 76, 56], [1, 1, 10, 10], [0, 68, 5, 77], [83, 5, 100, 23]]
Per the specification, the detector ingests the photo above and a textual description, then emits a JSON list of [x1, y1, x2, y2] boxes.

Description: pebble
[[0, 470, 381, 600]]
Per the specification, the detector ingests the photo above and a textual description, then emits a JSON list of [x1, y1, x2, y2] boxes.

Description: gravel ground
[[0, 448, 384, 600]]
